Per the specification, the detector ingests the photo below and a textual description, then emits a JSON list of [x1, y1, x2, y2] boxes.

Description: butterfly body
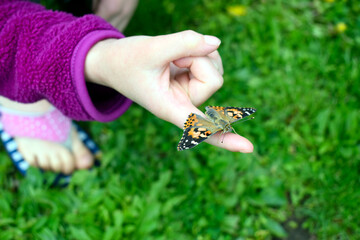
[[177, 106, 256, 151]]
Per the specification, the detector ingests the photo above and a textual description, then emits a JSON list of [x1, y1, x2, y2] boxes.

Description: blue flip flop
[[0, 121, 101, 187]]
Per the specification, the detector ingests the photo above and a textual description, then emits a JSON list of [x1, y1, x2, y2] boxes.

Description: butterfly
[[177, 106, 256, 151]]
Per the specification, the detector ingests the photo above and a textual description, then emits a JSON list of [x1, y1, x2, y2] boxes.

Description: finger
[[172, 51, 223, 84], [173, 56, 224, 106], [149, 30, 221, 65], [164, 98, 204, 129], [208, 51, 224, 75], [173, 50, 223, 75], [172, 104, 254, 153], [174, 113, 254, 153], [205, 132, 254, 153], [175, 51, 224, 75], [169, 102, 254, 153]]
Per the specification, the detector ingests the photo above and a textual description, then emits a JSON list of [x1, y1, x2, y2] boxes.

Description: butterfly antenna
[[220, 117, 255, 143], [232, 117, 255, 135], [238, 116, 255, 124], [231, 126, 238, 135]]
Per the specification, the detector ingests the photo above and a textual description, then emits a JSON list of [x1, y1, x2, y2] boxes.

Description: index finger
[[205, 132, 254, 153], [174, 105, 254, 153]]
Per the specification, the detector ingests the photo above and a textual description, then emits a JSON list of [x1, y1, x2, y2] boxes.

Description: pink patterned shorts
[[0, 107, 72, 143]]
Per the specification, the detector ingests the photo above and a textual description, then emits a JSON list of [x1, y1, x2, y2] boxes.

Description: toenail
[[79, 154, 93, 168]]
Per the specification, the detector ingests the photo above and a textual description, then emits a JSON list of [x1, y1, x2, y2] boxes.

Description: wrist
[[85, 38, 117, 87]]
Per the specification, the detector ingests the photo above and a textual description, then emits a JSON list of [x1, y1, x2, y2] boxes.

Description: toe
[[71, 129, 94, 169], [36, 153, 51, 171], [58, 148, 76, 175], [48, 151, 62, 173], [14, 128, 95, 174], [17, 138, 38, 167]]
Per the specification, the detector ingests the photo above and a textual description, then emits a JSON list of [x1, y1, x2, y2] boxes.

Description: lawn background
[[1, 0, 360, 239]]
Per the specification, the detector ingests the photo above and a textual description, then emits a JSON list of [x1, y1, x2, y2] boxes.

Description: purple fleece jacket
[[0, 0, 132, 121]]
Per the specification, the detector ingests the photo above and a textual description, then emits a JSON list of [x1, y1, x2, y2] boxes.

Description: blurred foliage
[[1, 0, 360, 239]]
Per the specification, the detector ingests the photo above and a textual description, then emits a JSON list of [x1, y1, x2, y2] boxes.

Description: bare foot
[[16, 126, 94, 175], [0, 97, 95, 175]]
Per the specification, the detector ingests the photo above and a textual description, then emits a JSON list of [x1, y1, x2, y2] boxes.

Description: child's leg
[[93, 0, 138, 31], [0, 97, 94, 174]]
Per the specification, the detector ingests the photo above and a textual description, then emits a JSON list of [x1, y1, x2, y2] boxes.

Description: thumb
[[148, 30, 221, 64]]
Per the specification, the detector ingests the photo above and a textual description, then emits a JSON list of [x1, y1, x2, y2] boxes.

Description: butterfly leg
[[219, 131, 226, 143]]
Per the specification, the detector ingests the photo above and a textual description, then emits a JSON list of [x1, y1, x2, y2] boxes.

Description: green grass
[[1, 0, 360, 239]]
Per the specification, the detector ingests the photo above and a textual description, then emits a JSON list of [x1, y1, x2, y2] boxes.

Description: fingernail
[[204, 35, 221, 46]]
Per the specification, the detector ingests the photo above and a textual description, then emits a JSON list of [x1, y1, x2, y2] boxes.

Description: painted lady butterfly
[[177, 106, 256, 151]]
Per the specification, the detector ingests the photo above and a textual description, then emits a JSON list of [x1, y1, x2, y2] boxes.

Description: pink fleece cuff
[[71, 30, 132, 122]]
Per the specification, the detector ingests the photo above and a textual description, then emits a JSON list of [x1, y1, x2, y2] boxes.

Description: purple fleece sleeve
[[0, 0, 132, 121]]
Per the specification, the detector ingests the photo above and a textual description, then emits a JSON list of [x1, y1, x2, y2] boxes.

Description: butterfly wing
[[177, 113, 222, 151], [206, 106, 256, 124]]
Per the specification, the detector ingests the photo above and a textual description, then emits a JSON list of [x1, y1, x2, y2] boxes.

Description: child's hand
[[85, 31, 253, 152]]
